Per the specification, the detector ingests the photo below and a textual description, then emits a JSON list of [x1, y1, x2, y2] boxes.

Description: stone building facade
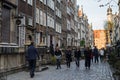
[[94, 30, 106, 49], [0, 0, 93, 73], [0, 0, 22, 73], [78, 6, 90, 47], [112, 0, 120, 45]]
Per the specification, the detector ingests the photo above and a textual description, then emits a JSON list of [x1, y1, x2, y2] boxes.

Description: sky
[[76, 0, 119, 30]]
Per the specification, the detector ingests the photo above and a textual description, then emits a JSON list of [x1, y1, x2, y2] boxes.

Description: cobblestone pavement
[[7, 60, 114, 80]]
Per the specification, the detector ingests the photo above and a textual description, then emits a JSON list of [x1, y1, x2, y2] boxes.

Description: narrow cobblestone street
[[7, 60, 114, 80]]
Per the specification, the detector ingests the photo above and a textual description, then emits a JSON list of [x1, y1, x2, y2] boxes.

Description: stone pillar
[[10, 9, 16, 43], [0, 55, 5, 70]]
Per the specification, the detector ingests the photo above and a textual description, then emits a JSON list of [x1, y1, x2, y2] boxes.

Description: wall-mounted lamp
[[14, 14, 23, 25]]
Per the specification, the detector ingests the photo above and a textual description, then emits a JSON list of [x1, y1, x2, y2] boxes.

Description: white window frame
[[43, 12, 46, 26], [40, 10, 43, 25], [28, 17, 33, 26], [47, 15, 50, 27], [47, 0, 54, 10], [56, 23, 61, 33], [27, 0, 33, 6], [36, 33, 40, 45], [36, 8, 39, 24], [43, 0, 46, 4], [57, 0, 61, 3], [40, 0, 43, 2], [20, 16, 25, 26], [19, 27, 25, 47]]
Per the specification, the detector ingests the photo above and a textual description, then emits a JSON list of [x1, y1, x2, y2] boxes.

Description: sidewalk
[[7, 60, 114, 80]]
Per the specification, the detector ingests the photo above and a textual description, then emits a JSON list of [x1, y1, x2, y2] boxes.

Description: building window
[[47, 0, 54, 10], [47, 15, 54, 28], [36, 8, 39, 24], [56, 23, 61, 33], [56, 7, 61, 18], [43, 12, 46, 26], [57, 0, 61, 3], [67, 20, 70, 30], [40, 0, 43, 2], [52, 17, 54, 28], [23, 0, 26, 1], [36, 33, 40, 45], [43, 0, 46, 4], [39, 0, 47, 5], [27, 17, 33, 26], [27, 0, 33, 6], [19, 27, 25, 47], [40, 10, 43, 25]]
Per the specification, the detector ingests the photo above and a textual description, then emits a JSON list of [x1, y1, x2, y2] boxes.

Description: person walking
[[65, 47, 72, 68], [84, 47, 91, 69], [50, 43, 54, 56], [26, 42, 40, 78], [74, 47, 81, 68], [90, 49, 94, 63], [99, 48, 104, 62], [54, 47, 62, 69], [93, 46, 99, 63]]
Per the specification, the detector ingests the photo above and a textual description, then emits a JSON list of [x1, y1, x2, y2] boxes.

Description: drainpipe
[[16, 0, 18, 45], [0, 1, 2, 42], [34, 0, 36, 46], [46, 0, 48, 47], [54, 0, 56, 48]]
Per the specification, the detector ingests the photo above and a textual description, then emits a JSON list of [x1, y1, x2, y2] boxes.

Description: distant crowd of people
[[26, 42, 112, 78], [53, 45, 110, 70]]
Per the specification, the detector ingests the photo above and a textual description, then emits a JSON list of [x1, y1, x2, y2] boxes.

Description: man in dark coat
[[93, 46, 99, 63], [65, 47, 72, 68], [84, 47, 91, 69], [74, 48, 81, 67], [26, 42, 39, 78], [50, 44, 54, 56]]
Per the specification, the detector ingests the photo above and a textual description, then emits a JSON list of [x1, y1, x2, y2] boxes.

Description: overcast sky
[[76, 0, 118, 30]]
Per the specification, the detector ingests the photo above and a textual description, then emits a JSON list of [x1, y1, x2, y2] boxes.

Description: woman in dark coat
[[54, 47, 62, 69], [84, 47, 91, 69], [65, 47, 72, 68]]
